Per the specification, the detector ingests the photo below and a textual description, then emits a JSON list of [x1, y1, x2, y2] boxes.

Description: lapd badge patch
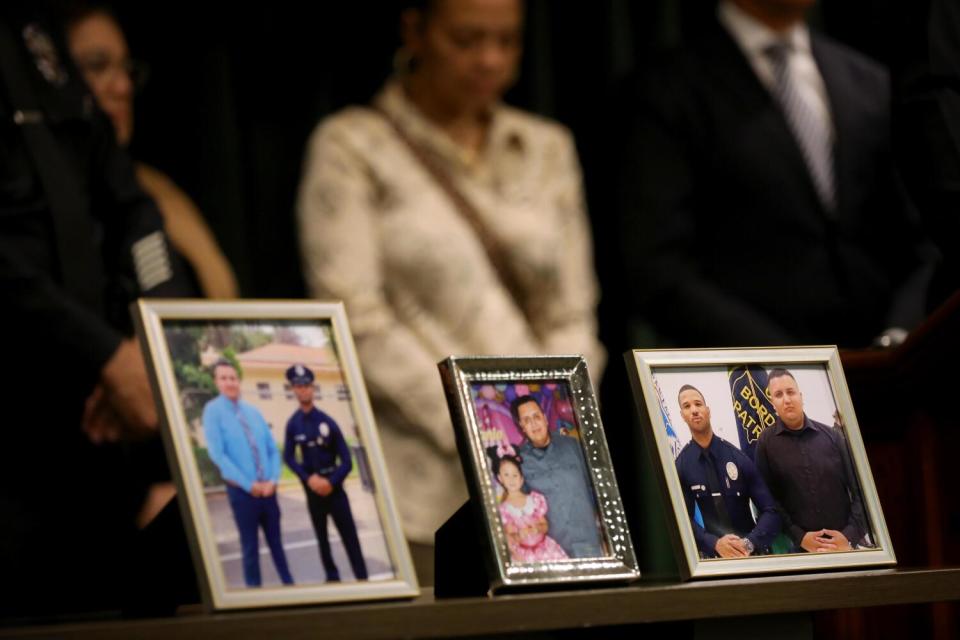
[[726, 461, 739, 481], [22, 24, 68, 86], [320, 423, 330, 438], [295, 364, 306, 377]]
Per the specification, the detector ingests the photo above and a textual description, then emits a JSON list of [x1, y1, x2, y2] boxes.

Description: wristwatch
[[741, 538, 755, 554]]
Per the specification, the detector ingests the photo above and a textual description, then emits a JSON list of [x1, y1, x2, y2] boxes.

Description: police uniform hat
[[285, 363, 315, 385]]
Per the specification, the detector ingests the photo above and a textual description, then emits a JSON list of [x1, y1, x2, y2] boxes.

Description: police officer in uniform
[[283, 364, 368, 581], [0, 2, 193, 617], [674, 384, 781, 558]]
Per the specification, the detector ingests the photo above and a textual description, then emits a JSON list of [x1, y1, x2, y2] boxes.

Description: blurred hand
[[536, 517, 549, 535], [82, 384, 123, 444], [83, 339, 157, 443]]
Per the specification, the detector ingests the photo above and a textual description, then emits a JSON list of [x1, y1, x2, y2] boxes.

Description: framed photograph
[[134, 300, 418, 610], [625, 347, 896, 579], [438, 355, 639, 591]]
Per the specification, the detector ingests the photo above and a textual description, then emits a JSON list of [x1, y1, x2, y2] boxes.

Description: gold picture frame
[[625, 346, 896, 579], [134, 300, 418, 610]]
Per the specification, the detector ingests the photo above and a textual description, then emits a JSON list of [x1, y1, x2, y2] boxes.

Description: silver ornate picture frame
[[134, 300, 419, 610], [438, 355, 639, 591], [626, 346, 896, 579]]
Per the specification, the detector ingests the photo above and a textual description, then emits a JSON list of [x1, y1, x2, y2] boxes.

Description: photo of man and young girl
[[470, 382, 608, 564]]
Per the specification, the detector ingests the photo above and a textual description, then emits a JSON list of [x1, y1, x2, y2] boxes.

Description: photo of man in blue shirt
[[202, 359, 294, 587]]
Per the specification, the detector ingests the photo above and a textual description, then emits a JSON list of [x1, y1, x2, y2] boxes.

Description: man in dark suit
[[618, 0, 931, 348]]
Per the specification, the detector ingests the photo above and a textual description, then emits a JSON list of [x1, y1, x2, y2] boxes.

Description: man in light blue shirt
[[513, 395, 604, 558], [203, 359, 293, 587]]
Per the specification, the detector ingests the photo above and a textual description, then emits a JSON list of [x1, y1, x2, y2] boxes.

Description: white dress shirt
[[718, 0, 834, 140]]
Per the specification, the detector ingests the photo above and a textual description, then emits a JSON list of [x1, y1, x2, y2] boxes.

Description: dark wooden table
[[3, 567, 958, 639]]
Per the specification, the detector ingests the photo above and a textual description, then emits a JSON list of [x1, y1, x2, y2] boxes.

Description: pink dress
[[499, 491, 569, 563]]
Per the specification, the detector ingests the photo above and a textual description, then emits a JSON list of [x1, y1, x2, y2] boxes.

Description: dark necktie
[[703, 449, 734, 535], [236, 407, 265, 482], [765, 41, 836, 213]]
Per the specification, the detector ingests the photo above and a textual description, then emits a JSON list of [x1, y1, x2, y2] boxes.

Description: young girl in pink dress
[[495, 454, 568, 563]]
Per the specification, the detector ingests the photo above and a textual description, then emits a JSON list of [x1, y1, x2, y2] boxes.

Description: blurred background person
[[296, 0, 605, 581], [0, 0, 195, 618], [65, 3, 239, 299], [615, 0, 934, 350]]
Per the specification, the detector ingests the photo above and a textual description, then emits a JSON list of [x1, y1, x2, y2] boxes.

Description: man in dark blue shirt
[[756, 369, 868, 553], [674, 385, 780, 558], [283, 364, 368, 581]]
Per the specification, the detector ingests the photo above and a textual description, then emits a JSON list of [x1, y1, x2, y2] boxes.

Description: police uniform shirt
[[675, 435, 781, 557], [755, 416, 867, 546], [283, 406, 352, 488]]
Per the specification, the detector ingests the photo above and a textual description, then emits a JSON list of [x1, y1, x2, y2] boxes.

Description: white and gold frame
[[135, 300, 418, 610], [626, 346, 896, 579], [438, 355, 639, 591]]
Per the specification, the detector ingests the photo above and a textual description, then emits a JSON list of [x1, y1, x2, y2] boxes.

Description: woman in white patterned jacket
[[296, 0, 605, 581]]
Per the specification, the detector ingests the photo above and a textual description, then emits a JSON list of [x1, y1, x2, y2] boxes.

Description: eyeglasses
[[75, 54, 150, 92]]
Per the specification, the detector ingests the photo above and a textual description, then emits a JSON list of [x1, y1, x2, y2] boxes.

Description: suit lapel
[[709, 26, 772, 105], [708, 27, 828, 216]]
